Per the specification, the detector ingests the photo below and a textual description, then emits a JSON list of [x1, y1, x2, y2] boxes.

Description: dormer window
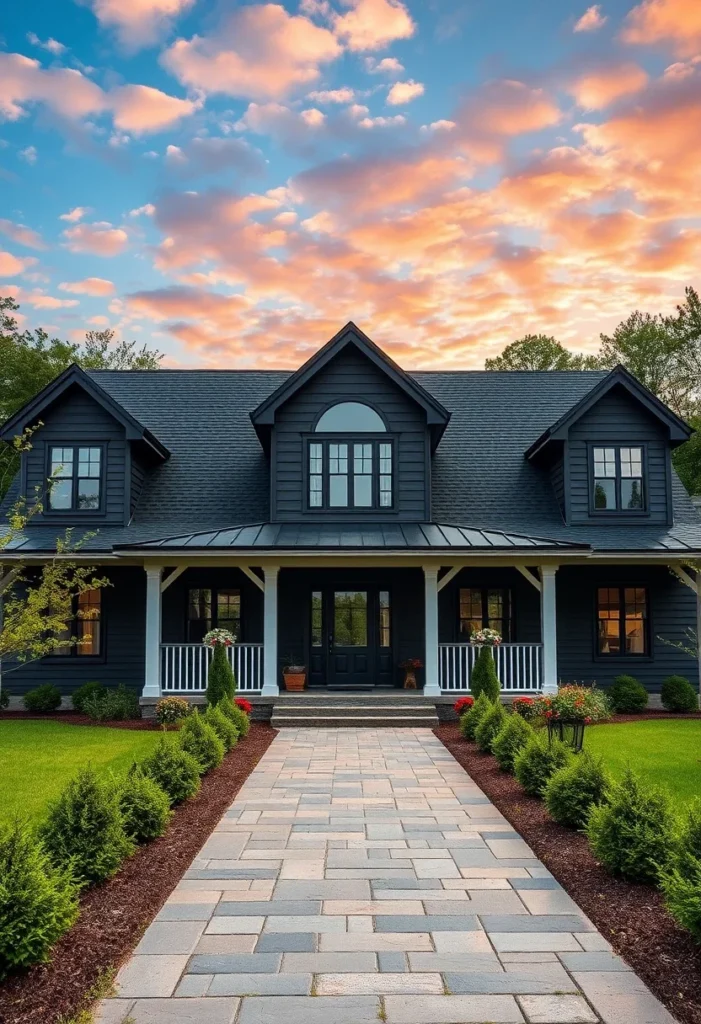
[[48, 445, 102, 511], [592, 446, 645, 512], [308, 402, 393, 510]]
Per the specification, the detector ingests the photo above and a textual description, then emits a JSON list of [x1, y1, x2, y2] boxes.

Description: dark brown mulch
[[435, 724, 701, 1024], [0, 724, 276, 1024], [2, 711, 160, 729]]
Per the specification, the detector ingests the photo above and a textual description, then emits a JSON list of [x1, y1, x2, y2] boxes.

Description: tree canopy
[[484, 334, 599, 371]]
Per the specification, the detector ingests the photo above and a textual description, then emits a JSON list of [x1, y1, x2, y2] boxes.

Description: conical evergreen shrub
[[661, 800, 701, 941], [544, 751, 609, 829], [205, 644, 236, 706], [220, 697, 251, 738], [119, 765, 172, 843], [39, 767, 134, 886], [141, 737, 201, 805], [475, 700, 507, 753], [469, 647, 500, 702], [0, 820, 79, 978], [514, 734, 573, 798], [180, 709, 225, 773], [492, 714, 534, 773], [459, 692, 492, 740], [205, 704, 238, 750]]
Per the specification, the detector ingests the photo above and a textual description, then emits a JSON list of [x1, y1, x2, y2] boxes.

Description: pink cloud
[[333, 0, 415, 51], [62, 222, 128, 256], [307, 87, 356, 103], [88, 0, 195, 49], [574, 5, 607, 32], [387, 79, 425, 105], [365, 56, 404, 74], [59, 277, 115, 296], [568, 63, 649, 109], [109, 84, 196, 133], [622, 0, 701, 58], [0, 251, 35, 276], [164, 136, 265, 178], [162, 4, 341, 101], [0, 218, 45, 249], [458, 79, 561, 137], [60, 206, 91, 222]]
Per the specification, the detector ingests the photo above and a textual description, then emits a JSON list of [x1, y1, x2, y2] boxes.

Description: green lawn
[[0, 720, 164, 825], [586, 719, 701, 807]]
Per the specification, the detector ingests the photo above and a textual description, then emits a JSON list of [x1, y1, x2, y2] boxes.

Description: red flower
[[545, 710, 553, 719], [235, 697, 253, 715], [454, 697, 474, 714]]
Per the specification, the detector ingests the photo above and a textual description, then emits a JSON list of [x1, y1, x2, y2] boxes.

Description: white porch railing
[[438, 643, 543, 692], [161, 643, 264, 693]]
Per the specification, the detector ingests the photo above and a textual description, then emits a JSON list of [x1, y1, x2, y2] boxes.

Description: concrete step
[[272, 703, 435, 715], [271, 712, 439, 728]]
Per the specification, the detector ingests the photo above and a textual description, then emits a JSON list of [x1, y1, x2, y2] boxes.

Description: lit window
[[51, 589, 102, 657], [593, 446, 644, 511], [597, 586, 648, 656]]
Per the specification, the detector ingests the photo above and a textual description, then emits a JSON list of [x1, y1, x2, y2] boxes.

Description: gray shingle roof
[[3, 367, 700, 554]]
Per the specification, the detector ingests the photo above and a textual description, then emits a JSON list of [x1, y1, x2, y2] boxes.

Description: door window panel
[[334, 591, 368, 646], [379, 590, 391, 647], [311, 591, 322, 647]]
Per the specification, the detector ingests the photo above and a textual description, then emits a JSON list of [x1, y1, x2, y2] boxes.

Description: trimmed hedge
[[0, 820, 79, 979], [514, 734, 573, 798], [141, 737, 201, 805], [609, 675, 648, 714], [179, 710, 225, 773], [544, 751, 609, 829], [474, 701, 507, 753], [492, 714, 534, 773], [119, 765, 172, 843], [661, 675, 698, 713], [469, 647, 500, 703]]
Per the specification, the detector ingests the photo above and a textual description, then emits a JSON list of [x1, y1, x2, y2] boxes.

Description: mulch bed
[[0, 724, 276, 1024], [2, 711, 160, 729], [435, 724, 701, 1024]]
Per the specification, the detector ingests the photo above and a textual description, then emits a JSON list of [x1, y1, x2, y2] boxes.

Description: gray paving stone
[[511, 876, 563, 889], [372, 878, 442, 890], [174, 974, 212, 996], [281, 952, 377, 972], [378, 951, 407, 972], [481, 914, 594, 932], [423, 893, 527, 915], [95, 1001, 134, 1024], [272, 879, 371, 899], [255, 932, 316, 952], [444, 964, 576, 994], [215, 901, 321, 916], [186, 869, 278, 879], [237, 995, 381, 1024], [383, 994, 525, 1022], [187, 953, 281, 974], [490, 933, 583, 953], [208, 973, 312, 995], [408, 953, 502, 973], [156, 903, 216, 921], [136, 921, 205, 955], [518, 995, 598, 1023], [558, 951, 631, 972], [115, 955, 189, 998], [375, 915, 481, 932], [126, 998, 240, 1023]]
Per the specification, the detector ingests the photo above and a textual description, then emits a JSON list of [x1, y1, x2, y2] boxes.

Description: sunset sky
[[1, 0, 700, 369]]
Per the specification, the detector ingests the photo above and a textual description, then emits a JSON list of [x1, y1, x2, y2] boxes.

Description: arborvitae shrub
[[205, 704, 238, 750], [119, 765, 172, 844], [71, 681, 105, 714], [661, 675, 698, 713], [179, 709, 225, 773], [220, 697, 250, 738], [0, 820, 79, 979], [514, 734, 574, 798], [492, 714, 534, 773], [661, 799, 701, 941], [544, 751, 609, 829], [459, 692, 492, 740], [586, 766, 676, 884], [609, 675, 648, 714], [475, 700, 507, 753], [469, 647, 501, 702], [205, 644, 236, 706], [39, 767, 134, 886], [24, 684, 62, 713], [141, 738, 201, 805]]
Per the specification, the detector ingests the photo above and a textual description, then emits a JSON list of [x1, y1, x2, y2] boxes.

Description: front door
[[309, 587, 393, 689]]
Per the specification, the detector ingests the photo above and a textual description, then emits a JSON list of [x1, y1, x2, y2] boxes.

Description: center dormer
[[250, 323, 450, 522]]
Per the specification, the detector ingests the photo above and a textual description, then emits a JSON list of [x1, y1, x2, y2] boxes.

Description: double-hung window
[[308, 401, 393, 511], [187, 588, 241, 643], [592, 446, 645, 512], [52, 588, 102, 657], [48, 446, 102, 511], [597, 586, 648, 656], [459, 587, 513, 641]]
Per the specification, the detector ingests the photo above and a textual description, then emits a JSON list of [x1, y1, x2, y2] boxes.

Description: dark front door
[[309, 586, 393, 689]]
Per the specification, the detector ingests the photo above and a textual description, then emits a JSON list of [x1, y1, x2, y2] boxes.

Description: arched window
[[315, 402, 386, 433], [308, 403, 393, 510]]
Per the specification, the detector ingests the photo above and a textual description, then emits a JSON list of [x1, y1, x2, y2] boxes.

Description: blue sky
[[0, 0, 698, 368]]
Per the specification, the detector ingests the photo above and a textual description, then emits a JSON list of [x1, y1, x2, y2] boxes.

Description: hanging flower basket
[[469, 628, 502, 647], [202, 628, 237, 648]]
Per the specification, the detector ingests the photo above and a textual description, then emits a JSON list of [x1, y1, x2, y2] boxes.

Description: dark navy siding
[[5, 567, 145, 696], [550, 457, 565, 520], [567, 386, 671, 525], [130, 452, 147, 519], [272, 346, 429, 521], [556, 564, 698, 690], [24, 384, 128, 526]]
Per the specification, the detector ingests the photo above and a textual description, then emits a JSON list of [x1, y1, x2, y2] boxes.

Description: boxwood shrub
[[544, 751, 609, 829], [71, 681, 105, 714], [586, 766, 676, 885], [141, 737, 201, 805], [661, 799, 701, 941], [205, 704, 238, 750], [40, 766, 135, 886], [514, 734, 573, 798], [608, 675, 648, 714], [492, 714, 534, 773], [119, 765, 172, 844], [661, 675, 698, 713], [24, 684, 62, 713], [179, 710, 225, 773], [474, 700, 507, 753], [459, 692, 492, 741], [0, 820, 79, 979]]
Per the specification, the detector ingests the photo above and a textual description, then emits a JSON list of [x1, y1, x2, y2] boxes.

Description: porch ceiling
[[113, 521, 590, 552]]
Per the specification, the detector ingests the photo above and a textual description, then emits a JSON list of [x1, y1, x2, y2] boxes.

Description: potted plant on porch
[[400, 657, 423, 689], [282, 655, 306, 692]]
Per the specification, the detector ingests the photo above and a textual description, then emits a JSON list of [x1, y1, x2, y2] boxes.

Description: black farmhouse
[[1, 323, 700, 709]]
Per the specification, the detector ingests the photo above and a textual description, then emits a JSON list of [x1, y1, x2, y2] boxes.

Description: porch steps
[[271, 696, 439, 729]]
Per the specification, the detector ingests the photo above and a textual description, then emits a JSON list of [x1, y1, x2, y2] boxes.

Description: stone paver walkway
[[99, 729, 676, 1024]]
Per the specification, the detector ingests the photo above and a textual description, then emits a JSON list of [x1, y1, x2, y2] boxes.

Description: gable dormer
[[0, 364, 169, 526], [525, 366, 692, 527], [251, 323, 450, 522]]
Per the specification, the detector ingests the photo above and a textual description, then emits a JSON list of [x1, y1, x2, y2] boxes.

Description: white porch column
[[540, 565, 558, 695], [423, 566, 441, 696], [143, 565, 162, 698], [262, 565, 280, 696]]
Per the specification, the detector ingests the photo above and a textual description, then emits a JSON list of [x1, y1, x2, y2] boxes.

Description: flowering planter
[[403, 668, 418, 689], [547, 717, 587, 753], [283, 671, 306, 692]]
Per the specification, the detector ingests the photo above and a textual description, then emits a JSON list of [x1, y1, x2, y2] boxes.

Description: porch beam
[[540, 565, 558, 695], [261, 565, 280, 696], [0, 567, 21, 596], [143, 566, 162, 698], [670, 562, 698, 595], [160, 565, 187, 593], [516, 565, 541, 593], [240, 565, 265, 593], [423, 566, 441, 696], [437, 565, 461, 593]]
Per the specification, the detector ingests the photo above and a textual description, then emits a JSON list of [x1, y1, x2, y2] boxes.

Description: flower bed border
[[435, 724, 701, 1024], [0, 723, 276, 1024]]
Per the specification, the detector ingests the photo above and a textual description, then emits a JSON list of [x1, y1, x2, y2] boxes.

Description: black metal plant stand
[[547, 718, 586, 753]]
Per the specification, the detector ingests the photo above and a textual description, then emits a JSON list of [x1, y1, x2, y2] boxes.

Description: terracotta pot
[[403, 668, 418, 689], [284, 672, 306, 692]]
